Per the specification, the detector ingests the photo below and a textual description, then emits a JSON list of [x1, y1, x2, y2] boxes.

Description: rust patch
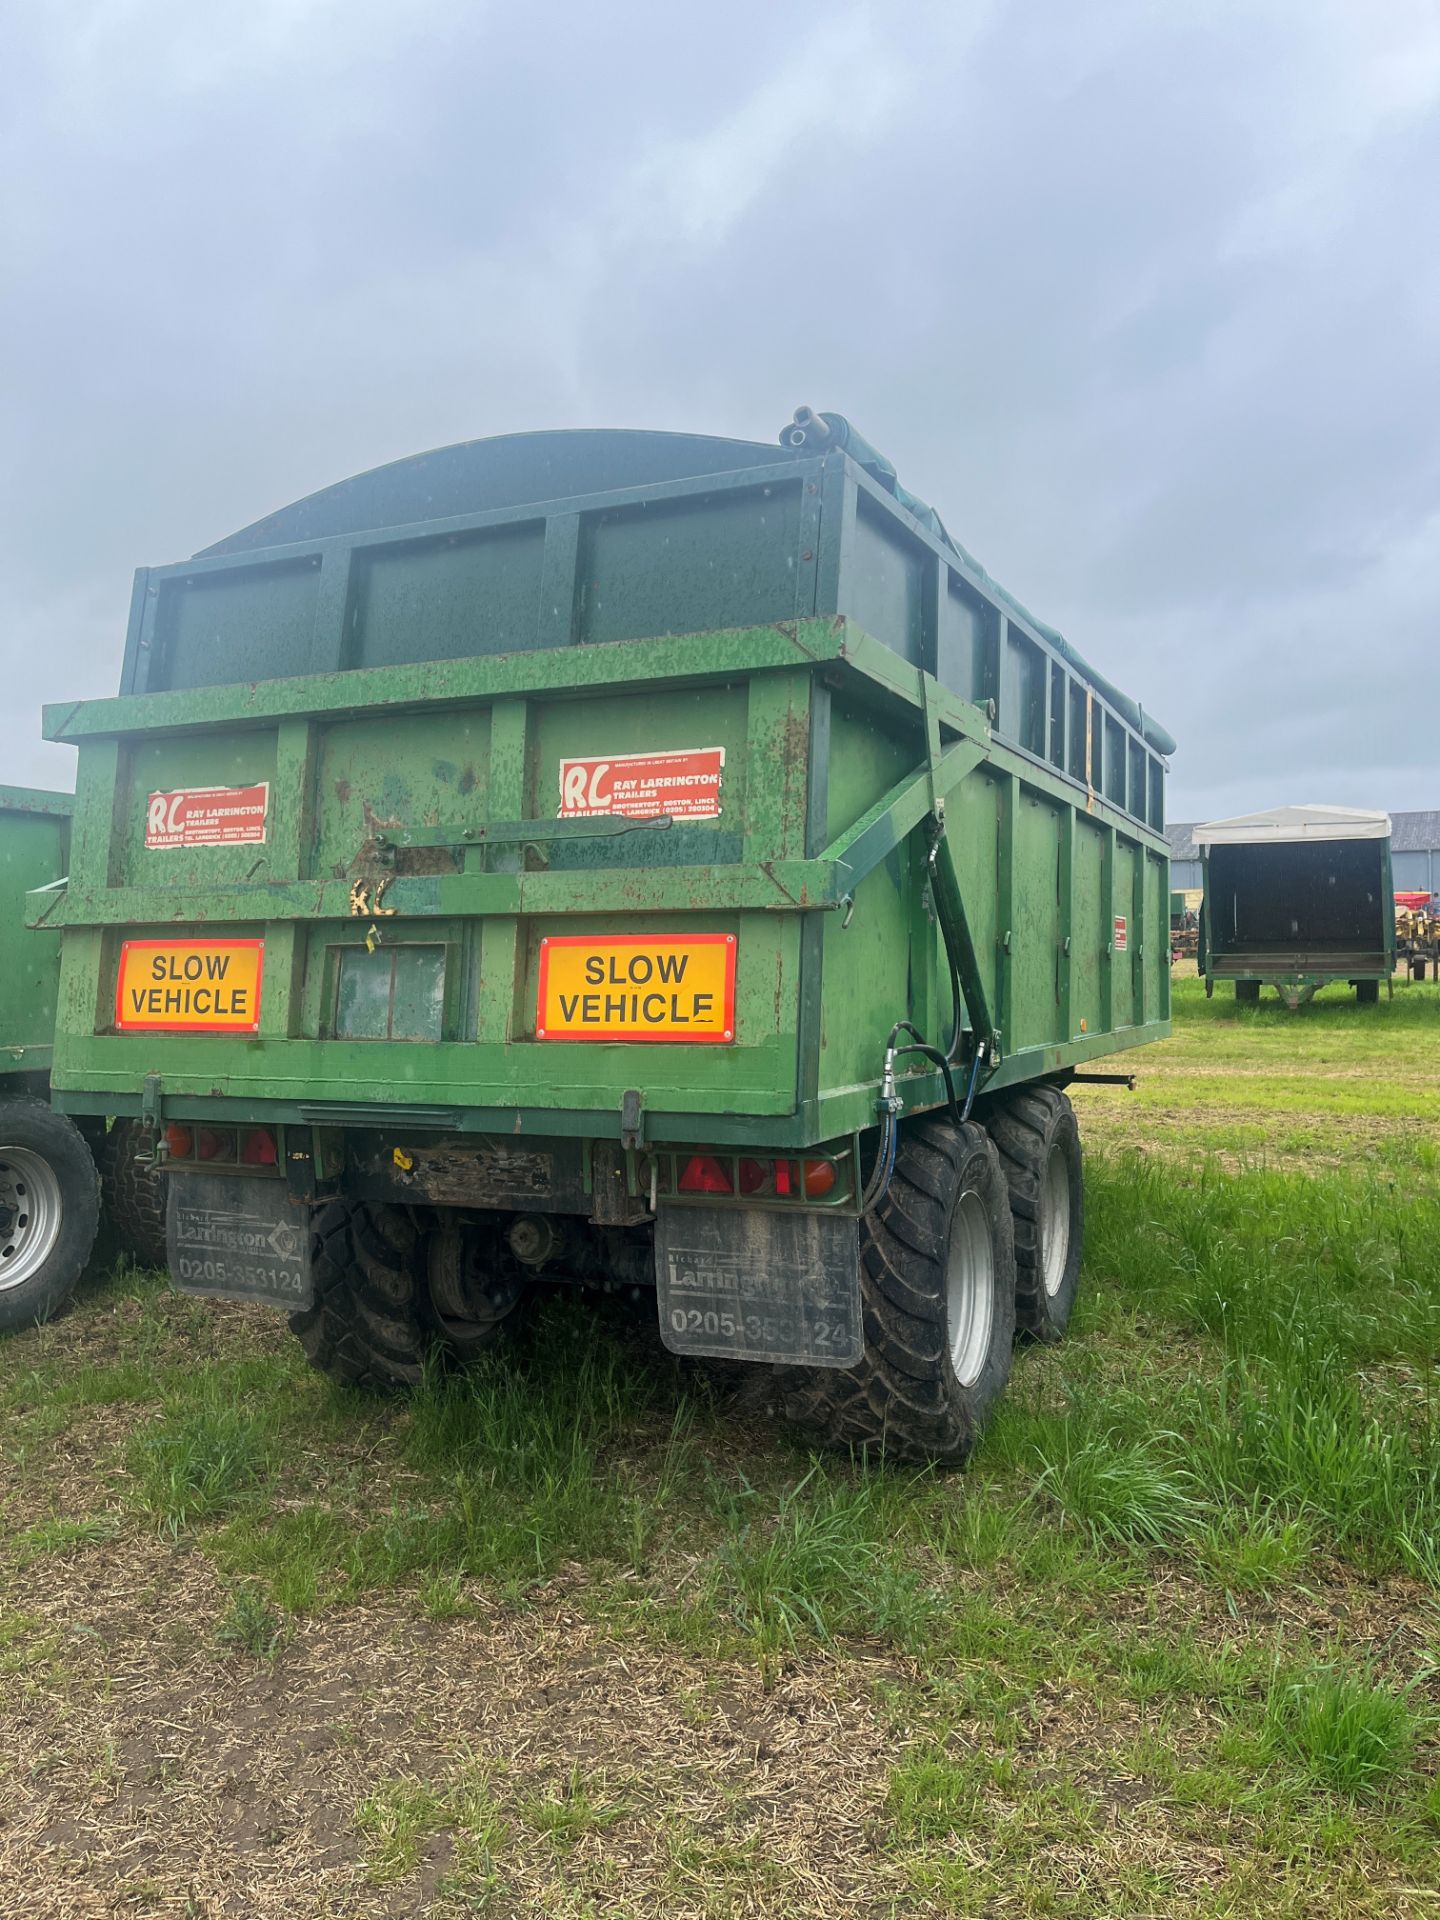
[[360, 799, 404, 837], [334, 778, 351, 804]]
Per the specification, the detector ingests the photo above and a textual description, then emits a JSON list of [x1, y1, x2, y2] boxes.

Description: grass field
[[2, 973, 1438, 1917]]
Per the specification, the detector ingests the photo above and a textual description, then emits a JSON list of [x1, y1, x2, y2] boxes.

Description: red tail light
[[164, 1124, 194, 1159], [678, 1155, 733, 1194], [738, 1158, 769, 1195], [240, 1127, 278, 1166], [802, 1158, 837, 1198], [196, 1127, 236, 1162]]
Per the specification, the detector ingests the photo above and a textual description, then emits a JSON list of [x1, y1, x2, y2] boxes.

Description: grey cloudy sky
[[3, 0, 1437, 821]]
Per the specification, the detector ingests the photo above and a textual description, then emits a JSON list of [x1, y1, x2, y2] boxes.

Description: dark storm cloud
[[2, 0, 1436, 817]]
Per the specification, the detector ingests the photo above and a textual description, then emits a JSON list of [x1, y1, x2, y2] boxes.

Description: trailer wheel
[[1235, 981, 1261, 1005], [99, 1120, 168, 1270], [1355, 979, 1379, 1005], [291, 1202, 525, 1392], [983, 1086, 1083, 1343], [780, 1118, 1015, 1466], [0, 1099, 101, 1332]]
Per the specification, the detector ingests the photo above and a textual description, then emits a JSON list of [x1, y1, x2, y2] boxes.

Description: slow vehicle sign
[[536, 934, 735, 1042], [115, 940, 264, 1033]]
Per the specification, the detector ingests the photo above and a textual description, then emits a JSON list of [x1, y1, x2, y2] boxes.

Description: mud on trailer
[[33, 410, 1172, 1461]]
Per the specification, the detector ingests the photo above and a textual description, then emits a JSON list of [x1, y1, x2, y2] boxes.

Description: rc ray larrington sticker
[[557, 748, 724, 821], [146, 784, 269, 849]]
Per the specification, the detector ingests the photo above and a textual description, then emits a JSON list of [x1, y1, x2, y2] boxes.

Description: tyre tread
[[780, 1118, 1015, 1465]]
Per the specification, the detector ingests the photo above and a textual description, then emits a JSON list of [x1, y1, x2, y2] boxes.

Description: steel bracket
[[141, 1072, 163, 1140], [620, 1088, 645, 1151]]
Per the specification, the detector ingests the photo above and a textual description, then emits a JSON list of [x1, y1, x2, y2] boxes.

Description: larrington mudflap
[[655, 1204, 863, 1368], [167, 1174, 313, 1310]]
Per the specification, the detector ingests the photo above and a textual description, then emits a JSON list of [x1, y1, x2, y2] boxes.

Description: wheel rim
[[0, 1146, 65, 1292], [946, 1188, 995, 1386], [427, 1228, 524, 1350], [1040, 1143, 1071, 1298]]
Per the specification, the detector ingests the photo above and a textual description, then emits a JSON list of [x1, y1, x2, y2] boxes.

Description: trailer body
[[33, 415, 1173, 1457], [0, 786, 71, 1085], [1196, 805, 1394, 1007]]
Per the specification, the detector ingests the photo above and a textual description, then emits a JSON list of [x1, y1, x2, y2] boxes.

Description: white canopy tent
[[1193, 804, 1391, 848]]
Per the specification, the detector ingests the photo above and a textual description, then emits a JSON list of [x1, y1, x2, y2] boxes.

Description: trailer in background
[[1196, 805, 1394, 1009]]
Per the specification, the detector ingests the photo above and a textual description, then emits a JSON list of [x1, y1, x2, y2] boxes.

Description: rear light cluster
[[676, 1154, 837, 1200], [164, 1124, 277, 1166]]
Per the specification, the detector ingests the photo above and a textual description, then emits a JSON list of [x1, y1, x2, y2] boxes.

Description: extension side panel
[[0, 792, 71, 1070]]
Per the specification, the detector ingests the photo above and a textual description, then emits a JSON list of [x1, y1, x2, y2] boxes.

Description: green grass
[[215, 1584, 283, 1660], [1263, 1661, 1426, 1796], [126, 1389, 281, 1535], [2, 976, 1439, 1913], [355, 1776, 454, 1884], [519, 1765, 631, 1847], [699, 1465, 938, 1670]]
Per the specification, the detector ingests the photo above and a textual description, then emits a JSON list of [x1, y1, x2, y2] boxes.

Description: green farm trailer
[[33, 408, 1173, 1460], [0, 787, 103, 1327], [1196, 805, 1394, 1009], [0, 787, 167, 1330]]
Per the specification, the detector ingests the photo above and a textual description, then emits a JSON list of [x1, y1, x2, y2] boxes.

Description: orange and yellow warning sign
[[115, 940, 264, 1033], [537, 934, 735, 1043]]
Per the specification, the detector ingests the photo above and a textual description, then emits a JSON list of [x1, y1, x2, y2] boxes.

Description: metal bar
[[27, 859, 852, 930], [311, 548, 355, 673], [43, 621, 847, 742], [536, 515, 581, 650], [380, 812, 675, 852], [820, 739, 985, 892], [926, 824, 999, 1066], [148, 456, 828, 582], [119, 568, 153, 695], [1058, 806, 1075, 1042]]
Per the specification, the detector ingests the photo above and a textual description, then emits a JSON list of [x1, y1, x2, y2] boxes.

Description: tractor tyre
[[0, 1099, 101, 1332], [780, 1118, 1015, 1466], [982, 1084, 1083, 1343], [100, 1120, 169, 1270], [291, 1202, 525, 1392]]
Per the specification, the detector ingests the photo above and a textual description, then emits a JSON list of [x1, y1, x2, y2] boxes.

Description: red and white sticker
[[557, 748, 725, 822], [146, 784, 269, 850], [1113, 914, 1129, 952]]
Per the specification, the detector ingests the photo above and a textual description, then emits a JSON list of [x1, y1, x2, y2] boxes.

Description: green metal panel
[[41, 617, 1169, 1146], [112, 432, 1169, 843], [1011, 792, 1063, 1048], [0, 786, 71, 1076], [43, 425, 1172, 1151], [351, 524, 547, 666], [156, 557, 324, 689]]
